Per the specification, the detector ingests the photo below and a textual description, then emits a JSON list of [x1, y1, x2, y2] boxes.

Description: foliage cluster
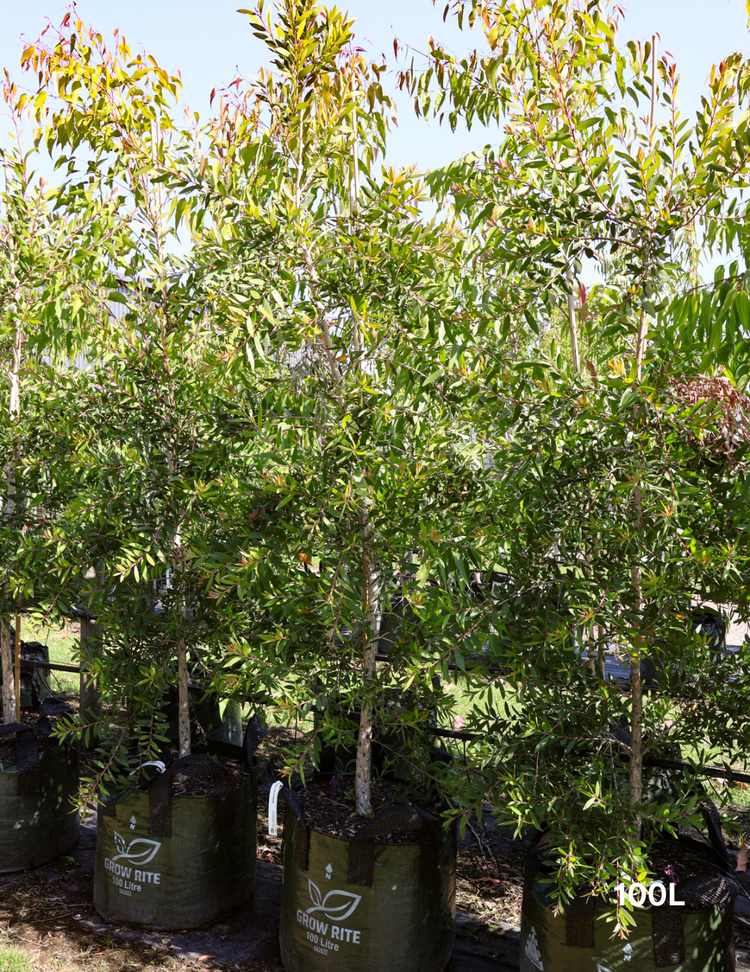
[[1, 0, 750, 929]]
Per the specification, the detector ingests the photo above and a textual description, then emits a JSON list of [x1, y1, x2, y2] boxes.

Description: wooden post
[[14, 608, 21, 720], [0, 622, 14, 724], [80, 613, 103, 744]]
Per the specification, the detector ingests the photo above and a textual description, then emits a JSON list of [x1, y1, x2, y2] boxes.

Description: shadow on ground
[[0, 812, 520, 971]]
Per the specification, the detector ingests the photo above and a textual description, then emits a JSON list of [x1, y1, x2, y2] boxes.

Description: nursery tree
[[18, 18, 238, 767], [398, 0, 750, 912], [458, 369, 750, 918], [0, 71, 121, 723], [153, 0, 486, 814]]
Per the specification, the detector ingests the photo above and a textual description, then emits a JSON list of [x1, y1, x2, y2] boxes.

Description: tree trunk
[[629, 484, 644, 831], [2, 328, 21, 724], [1, 621, 15, 724], [168, 440, 191, 759], [177, 632, 190, 758], [350, 107, 381, 817], [355, 537, 380, 816]]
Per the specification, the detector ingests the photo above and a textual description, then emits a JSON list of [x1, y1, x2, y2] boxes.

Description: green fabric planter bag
[[94, 718, 264, 930], [520, 854, 737, 972], [0, 708, 80, 873], [279, 796, 456, 972]]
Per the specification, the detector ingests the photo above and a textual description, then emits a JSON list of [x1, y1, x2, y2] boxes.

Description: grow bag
[[192, 696, 244, 747], [162, 686, 244, 749], [0, 637, 51, 710], [0, 701, 80, 873], [519, 853, 737, 972], [94, 717, 264, 930], [313, 705, 445, 784], [279, 797, 456, 972]]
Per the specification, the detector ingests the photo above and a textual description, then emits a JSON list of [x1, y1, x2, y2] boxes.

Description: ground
[[0, 785, 522, 972]]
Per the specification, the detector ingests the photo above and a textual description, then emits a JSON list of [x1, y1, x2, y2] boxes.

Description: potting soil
[[292, 778, 445, 843]]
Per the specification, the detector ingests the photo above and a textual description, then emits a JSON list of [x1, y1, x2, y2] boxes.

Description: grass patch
[[21, 619, 79, 696], [0, 945, 31, 972]]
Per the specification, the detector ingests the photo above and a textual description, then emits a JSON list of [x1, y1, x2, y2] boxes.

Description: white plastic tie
[[268, 780, 283, 837], [129, 760, 166, 777]]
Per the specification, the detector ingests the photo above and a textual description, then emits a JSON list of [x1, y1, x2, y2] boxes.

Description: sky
[[1, 0, 748, 170]]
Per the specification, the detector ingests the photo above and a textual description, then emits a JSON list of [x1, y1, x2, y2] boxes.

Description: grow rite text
[[104, 857, 162, 894], [296, 908, 361, 954]]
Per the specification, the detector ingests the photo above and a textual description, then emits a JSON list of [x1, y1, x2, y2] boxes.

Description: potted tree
[[0, 118, 100, 872], [179, 2, 483, 967], [411, 1, 750, 966], [23, 20, 267, 926]]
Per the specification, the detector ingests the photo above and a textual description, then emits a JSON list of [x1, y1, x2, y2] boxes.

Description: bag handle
[[148, 753, 237, 838]]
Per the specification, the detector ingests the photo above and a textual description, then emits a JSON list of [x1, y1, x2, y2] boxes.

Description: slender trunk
[[566, 267, 580, 374], [174, 549, 191, 758], [629, 484, 644, 830], [80, 569, 103, 747], [2, 327, 21, 723], [177, 631, 190, 758], [349, 105, 380, 816], [355, 526, 380, 816], [168, 448, 190, 758]]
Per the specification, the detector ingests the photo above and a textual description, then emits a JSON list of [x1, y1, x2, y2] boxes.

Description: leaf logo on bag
[[112, 832, 162, 866], [306, 879, 362, 922], [524, 926, 543, 971]]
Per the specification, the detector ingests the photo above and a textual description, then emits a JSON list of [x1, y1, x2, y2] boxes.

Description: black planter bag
[[279, 797, 456, 972], [162, 687, 245, 749], [94, 716, 265, 930], [520, 846, 737, 972], [0, 638, 51, 711], [191, 696, 244, 747], [0, 700, 80, 873]]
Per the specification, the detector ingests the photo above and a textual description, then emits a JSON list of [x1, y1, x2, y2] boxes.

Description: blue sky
[[1, 0, 748, 169]]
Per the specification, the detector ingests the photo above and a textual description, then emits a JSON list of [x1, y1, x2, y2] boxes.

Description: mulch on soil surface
[[169, 755, 251, 797], [293, 778, 444, 842]]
